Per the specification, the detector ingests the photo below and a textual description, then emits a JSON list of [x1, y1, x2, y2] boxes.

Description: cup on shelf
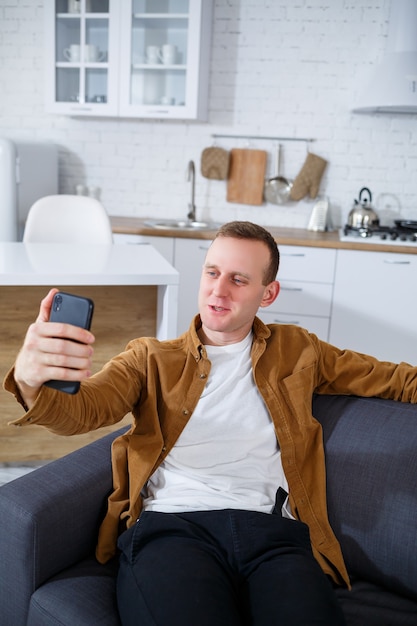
[[88, 186, 101, 199], [160, 96, 175, 105], [146, 45, 160, 65], [160, 44, 177, 65], [63, 44, 81, 62], [67, 0, 80, 13], [91, 94, 107, 103], [75, 184, 87, 196], [84, 44, 105, 62]]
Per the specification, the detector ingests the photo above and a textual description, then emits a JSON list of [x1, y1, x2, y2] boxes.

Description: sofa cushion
[[313, 395, 417, 602], [336, 580, 417, 626], [27, 557, 120, 626]]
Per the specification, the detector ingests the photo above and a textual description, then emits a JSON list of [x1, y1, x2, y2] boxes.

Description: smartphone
[[44, 291, 94, 394]]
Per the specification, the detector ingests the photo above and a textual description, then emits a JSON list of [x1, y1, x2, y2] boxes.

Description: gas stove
[[340, 222, 417, 247]]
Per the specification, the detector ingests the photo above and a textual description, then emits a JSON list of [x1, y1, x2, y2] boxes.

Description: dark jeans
[[117, 509, 345, 626]]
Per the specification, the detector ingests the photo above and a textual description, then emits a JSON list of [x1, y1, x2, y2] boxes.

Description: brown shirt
[[5, 316, 417, 586]]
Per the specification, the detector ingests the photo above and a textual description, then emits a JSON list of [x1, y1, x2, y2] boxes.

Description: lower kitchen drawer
[[257, 310, 330, 341], [279, 246, 336, 283], [276, 280, 333, 317]]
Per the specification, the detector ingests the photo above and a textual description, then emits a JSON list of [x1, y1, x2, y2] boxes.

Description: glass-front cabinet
[[46, 0, 120, 116], [45, 0, 212, 119], [118, 0, 212, 119]]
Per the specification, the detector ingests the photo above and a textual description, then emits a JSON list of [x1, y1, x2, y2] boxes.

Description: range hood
[[353, 0, 417, 113]]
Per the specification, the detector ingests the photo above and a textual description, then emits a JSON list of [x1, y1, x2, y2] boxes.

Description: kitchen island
[[0, 242, 178, 462]]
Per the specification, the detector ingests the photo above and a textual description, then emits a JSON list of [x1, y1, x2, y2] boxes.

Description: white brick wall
[[1, 0, 416, 230]]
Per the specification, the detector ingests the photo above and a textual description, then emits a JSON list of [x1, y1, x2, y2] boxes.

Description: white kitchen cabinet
[[257, 246, 337, 341], [113, 232, 174, 265], [114, 235, 206, 334], [174, 238, 211, 334], [114, 236, 337, 339], [329, 249, 417, 364], [45, 0, 213, 120], [258, 310, 330, 341], [45, 0, 120, 116], [174, 241, 338, 339], [119, 0, 213, 120]]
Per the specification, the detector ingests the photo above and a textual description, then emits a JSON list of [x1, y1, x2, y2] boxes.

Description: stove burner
[[343, 224, 417, 243]]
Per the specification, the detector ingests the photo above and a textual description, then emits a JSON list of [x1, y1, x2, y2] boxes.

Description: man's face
[[198, 236, 279, 345]]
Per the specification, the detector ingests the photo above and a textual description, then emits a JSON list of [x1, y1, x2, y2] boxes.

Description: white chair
[[23, 194, 113, 244]]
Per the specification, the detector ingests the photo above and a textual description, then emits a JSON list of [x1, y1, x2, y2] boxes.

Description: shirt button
[[182, 409, 189, 416], [199, 373, 207, 379]]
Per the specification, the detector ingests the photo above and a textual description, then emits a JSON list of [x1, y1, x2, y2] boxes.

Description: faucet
[[187, 160, 196, 222]]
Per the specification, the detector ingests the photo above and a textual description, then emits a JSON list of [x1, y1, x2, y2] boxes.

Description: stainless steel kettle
[[347, 187, 379, 229]]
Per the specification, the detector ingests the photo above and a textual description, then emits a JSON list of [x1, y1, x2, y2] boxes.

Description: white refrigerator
[[0, 138, 58, 241]]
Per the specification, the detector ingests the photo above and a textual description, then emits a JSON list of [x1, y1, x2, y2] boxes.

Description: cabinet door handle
[[272, 318, 301, 325], [281, 253, 306, 257], [383, 259, 411, 265], [281, 286, 303, 292], [198, 245, 211, 251]]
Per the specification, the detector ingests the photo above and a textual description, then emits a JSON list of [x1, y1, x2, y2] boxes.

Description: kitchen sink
[[144, 219, 222, 231]]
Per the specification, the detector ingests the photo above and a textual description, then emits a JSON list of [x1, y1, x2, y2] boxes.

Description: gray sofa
[[1, 394, 417, 626]]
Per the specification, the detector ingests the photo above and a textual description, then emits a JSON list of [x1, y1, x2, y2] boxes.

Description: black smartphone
[[44, 291, 94, 394]]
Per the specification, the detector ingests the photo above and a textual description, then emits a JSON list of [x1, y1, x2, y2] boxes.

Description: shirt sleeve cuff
[[3, 365, 54, 427], [3, 366, 30, 412]]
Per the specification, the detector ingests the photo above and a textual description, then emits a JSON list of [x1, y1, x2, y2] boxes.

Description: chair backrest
[[23, 194, 113, 244]]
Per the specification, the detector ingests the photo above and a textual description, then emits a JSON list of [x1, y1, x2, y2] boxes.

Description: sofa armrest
[[313, 394, 417, 603], [0, 427, 127, 626]]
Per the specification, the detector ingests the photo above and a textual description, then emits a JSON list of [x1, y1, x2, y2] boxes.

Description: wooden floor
[[0, 285, 157, 462]]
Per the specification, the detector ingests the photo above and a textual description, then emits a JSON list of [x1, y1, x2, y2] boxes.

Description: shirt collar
[[187, 314, 271, 361]]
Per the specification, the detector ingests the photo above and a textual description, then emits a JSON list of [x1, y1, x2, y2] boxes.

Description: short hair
[[214, 221, 279, 285]]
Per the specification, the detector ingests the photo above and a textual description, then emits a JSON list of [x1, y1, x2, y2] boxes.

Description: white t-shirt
[[143, 332, 289, 514]]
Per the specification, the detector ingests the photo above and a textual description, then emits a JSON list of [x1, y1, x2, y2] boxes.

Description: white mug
[[84, 44, 105, 62], [64, 44, 81, 62], [67, 0, 80, 13], [146, 45, 160, 64], [160, 44, 177, 65], [88, 186, 101, 199], [160, 96, 175, 105], [75, 184, 87, 196]]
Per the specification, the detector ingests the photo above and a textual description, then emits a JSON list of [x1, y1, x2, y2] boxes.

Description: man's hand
[[14, 289, 95, 409]]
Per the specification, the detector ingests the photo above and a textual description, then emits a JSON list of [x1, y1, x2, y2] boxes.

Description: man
[[5, 221, 417, 625]]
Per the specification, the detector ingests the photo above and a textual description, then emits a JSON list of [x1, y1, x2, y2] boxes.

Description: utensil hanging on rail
[[200, 146, 230, 180], [263, 144, 293, 204], [226, 148, 267, 205], [289, 151, 328, 201]]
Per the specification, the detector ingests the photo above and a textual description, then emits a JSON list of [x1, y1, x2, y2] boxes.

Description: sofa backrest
[[313, 394, 417, 601]]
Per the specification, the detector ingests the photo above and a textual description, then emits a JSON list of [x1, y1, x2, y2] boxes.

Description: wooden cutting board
[[226, 148, 267, 205]]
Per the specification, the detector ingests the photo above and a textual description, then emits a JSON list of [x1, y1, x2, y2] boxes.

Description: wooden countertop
[[110, 216, 417, 255]]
